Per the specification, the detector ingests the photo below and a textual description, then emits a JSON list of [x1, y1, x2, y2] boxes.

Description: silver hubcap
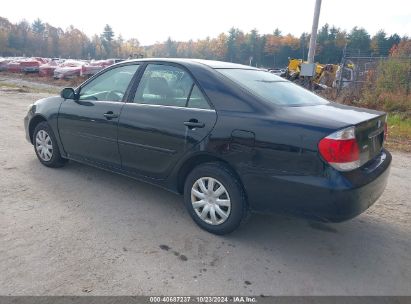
[[191, 177, 231, 225], [35, 130, 53, 161]]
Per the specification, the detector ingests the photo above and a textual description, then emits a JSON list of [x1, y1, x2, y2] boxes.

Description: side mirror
[[61, 87, 77, 100]]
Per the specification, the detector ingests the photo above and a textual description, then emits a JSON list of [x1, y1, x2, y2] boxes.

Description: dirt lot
[[0, 83, 410, 296]]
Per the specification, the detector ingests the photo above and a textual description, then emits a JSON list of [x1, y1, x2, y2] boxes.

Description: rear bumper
[[244, 149, 391, 222]]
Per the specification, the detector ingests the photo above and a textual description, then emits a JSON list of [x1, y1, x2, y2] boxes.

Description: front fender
[[25, 96, 66, 157]]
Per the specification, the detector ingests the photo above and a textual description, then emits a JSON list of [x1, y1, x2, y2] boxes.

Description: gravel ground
[[0, 89, 410, 296], [0, 74, 63, 93]]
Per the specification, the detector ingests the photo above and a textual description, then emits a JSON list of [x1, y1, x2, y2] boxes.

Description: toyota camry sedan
[[24, 58, 391, 234]]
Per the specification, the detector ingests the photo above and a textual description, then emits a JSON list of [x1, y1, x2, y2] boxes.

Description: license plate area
[[356, 115, 385, 166]]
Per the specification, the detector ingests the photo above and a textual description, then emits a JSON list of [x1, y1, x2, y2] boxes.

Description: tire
[[33, 121, 67, 168], [183, 162, 249, 235]]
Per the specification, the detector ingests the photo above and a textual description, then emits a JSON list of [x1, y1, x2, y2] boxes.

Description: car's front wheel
[[33, 121, 67, 168], [184, 162, 248, 235]]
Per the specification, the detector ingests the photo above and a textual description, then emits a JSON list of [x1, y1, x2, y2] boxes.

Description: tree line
[[0, 16, 408, 67]]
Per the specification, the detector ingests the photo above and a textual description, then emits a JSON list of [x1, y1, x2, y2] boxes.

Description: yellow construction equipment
[[284, 58, 345, 89]]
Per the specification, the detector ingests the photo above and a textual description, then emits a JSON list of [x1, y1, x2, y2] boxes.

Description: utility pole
[[307, 0, 322, 63]]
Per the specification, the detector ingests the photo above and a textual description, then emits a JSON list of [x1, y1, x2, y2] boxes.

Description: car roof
[[122, 58, 260, 70]]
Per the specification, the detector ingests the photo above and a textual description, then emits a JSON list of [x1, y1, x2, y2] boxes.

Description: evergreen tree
[[102, 24, 114, 42], [348, 27, 371, 54], [32, 18, 45, 34], [101, 24, 115, 57]]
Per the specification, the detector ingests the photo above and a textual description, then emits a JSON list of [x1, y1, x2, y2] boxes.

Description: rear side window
[[187, 85, 210, 109], [217, 69, 329, 106], [134, 64, 210, 109]]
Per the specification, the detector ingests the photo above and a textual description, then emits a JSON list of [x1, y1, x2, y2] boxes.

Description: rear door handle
[[103, 111, 118, 119], [184, 119, 205, 129]]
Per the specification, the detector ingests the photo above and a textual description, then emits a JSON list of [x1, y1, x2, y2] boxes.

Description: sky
[[2, 0, 410, 45]]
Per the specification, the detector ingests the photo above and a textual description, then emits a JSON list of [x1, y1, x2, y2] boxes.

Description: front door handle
[[103, 111, 118, 120], [184, 119, 205, 129]]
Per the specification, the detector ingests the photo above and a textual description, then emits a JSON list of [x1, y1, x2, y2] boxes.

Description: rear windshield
[[217, 69, 329, 106]]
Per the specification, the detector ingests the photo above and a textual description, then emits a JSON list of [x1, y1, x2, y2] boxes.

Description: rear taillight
[[318, 126, 360, 171]]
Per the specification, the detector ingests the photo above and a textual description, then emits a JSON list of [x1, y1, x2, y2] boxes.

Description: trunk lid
[[277, 102, 386, 166], [355, 114, 386, 166]]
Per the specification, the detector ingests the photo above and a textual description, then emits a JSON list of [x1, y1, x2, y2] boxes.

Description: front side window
[[217, 69, 329, 106], [134, 64, 210, 109], [79, 64, 139, 102]]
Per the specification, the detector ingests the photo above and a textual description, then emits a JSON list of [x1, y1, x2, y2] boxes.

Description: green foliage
[[376, 58, 411, 94], [100, 24, 115, 57], [348, 27, 371, 53], [31, 18, 45, 34], [226, 27, 239, 62], [361, 57, 411, 114], [315, 24, 345, 63], [386, 114, 411, 151], [102, 24, 114, 42], [388, 114, 411, 132], [165, 37, 177, 57]]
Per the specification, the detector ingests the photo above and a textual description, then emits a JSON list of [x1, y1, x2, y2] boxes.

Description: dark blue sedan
[[24, 59, 391, 234]]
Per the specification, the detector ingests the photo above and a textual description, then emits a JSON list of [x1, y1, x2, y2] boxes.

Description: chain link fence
[[336, 49, 411, 99]]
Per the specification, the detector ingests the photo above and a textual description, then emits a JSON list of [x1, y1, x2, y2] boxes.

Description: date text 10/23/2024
[[149, 296, 257, 303]]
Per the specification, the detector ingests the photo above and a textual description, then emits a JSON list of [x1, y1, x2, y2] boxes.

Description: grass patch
[[0, 81, 59, 94], [386, 114, 411, 152]]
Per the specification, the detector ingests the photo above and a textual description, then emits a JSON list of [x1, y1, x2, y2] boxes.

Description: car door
[[58, 64, 140, 167], [118, 63, 217, 179]]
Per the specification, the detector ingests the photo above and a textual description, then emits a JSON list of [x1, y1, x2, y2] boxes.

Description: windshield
[[217, 69, 329, 106]]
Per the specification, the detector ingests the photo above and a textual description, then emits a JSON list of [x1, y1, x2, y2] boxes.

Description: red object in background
[[0, 59, 10, 71], [4, 58, 45, 73], [1, 57, 117, 78], [81, 59, 115, 77], [81, 64, 104, 77], [34, 57, 48, 64], [39, 61, 58, 77], [6, 61, 22, 73], [54, 61, 85, 79], [20, 58, 41, 73]]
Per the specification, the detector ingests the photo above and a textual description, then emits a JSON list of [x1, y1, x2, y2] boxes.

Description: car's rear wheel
[[184, 162, 248, 235], [33, 121, 67, 168]]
